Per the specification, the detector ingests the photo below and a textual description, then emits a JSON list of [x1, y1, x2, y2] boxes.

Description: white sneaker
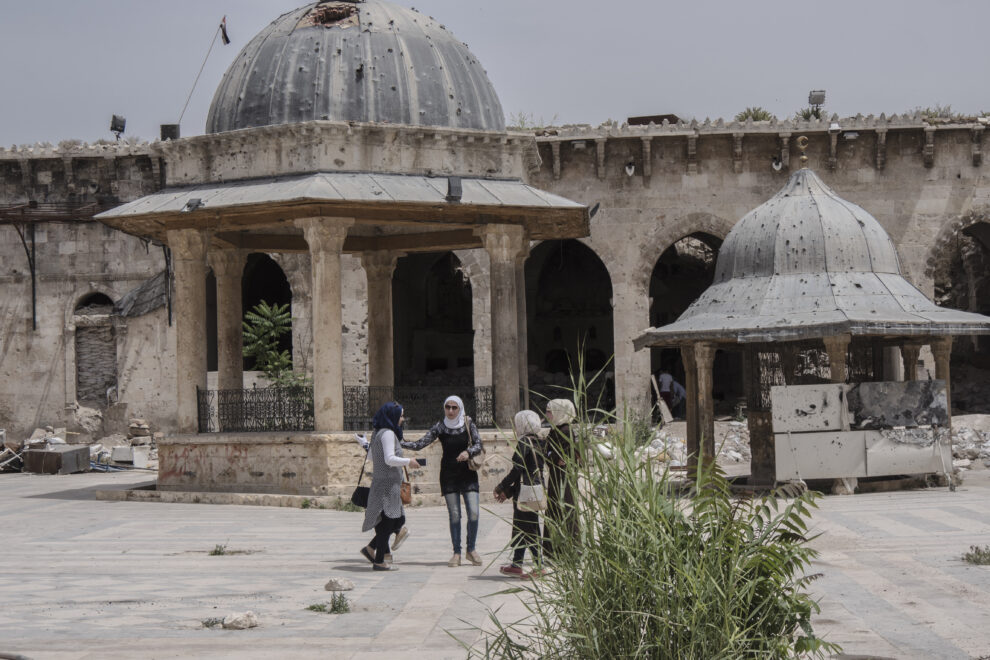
[[392, 526, 409, 550]]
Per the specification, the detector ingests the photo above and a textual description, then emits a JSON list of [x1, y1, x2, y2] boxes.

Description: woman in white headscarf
[[401, 395, 483, 567], [544, 398, 578, 557], [493, 410, 545, 577]]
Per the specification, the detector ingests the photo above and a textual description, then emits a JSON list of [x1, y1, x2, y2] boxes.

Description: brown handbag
[[401, 467, 412, 505]]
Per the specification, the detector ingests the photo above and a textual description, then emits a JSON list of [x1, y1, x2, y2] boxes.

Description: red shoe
[[524, 567, 547, 579], [499, 564, 525, 577]]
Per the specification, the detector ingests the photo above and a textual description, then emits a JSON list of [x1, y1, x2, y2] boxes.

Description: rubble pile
[[950, 414, 990, 472], [0, 417, 159, 474]]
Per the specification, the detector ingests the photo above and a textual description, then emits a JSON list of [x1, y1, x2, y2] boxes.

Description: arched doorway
[[74, 293, 117, 407], [525, 240, 614, 409], [392, 251, 473, 386], [933, 219, 990, 412], [240, 253, 292, 372], [649, 233, 743, 415]]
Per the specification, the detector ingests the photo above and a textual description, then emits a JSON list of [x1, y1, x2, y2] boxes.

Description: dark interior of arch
[[75, 292, 114, 312], [934, 221, 990, 412], [648, 233, 743, 414], [392, 252, 473, 386], [525, 239, 614, 408], [239, 254, 292, 373]]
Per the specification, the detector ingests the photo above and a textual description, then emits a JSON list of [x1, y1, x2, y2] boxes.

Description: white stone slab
[[771, 384, 847, 433], [864, 430, 950, 476], [775, 431, 867, 481]]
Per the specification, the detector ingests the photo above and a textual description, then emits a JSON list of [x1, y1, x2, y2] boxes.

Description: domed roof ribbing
[[634, 167, 990, 346], [206, 0, 505, 134]]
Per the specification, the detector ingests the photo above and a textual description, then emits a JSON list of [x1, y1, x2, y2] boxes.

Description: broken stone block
[[222, 611, 258, 630], [132, 445, 151, 469], [111, 446, 134, 463], [954, 458, 972, 470], [130, 435, 152, 446], [831, 477, 858, 495], [22, 445, 90, 474], [324, 577, 355, 591]]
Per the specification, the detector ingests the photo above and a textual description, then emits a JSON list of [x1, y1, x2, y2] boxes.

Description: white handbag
[[517, 483, 547, 512]]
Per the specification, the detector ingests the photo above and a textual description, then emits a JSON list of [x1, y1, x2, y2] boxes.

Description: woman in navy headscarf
[[360, 402, 420, 570]]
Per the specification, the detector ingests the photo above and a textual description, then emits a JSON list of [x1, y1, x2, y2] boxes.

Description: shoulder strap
[[356, 432, 372, 485]]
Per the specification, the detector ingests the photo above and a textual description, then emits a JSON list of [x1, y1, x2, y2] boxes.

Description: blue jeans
[[444, 490, 479, 553]]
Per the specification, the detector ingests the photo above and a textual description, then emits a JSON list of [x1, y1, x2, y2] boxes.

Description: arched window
[[74, 293, 117, 406]]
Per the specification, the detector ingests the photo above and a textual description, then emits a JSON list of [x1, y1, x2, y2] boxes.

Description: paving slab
[[2, 470, 990, 659]]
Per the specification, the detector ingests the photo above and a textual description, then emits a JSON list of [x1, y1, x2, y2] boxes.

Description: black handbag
[[350, 447, 371, 508]]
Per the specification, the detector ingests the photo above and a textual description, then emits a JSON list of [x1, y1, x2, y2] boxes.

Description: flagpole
[[177, 22, 224, 127]]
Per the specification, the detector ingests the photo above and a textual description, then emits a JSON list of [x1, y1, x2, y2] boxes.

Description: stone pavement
[[2, 470, 990, 659]]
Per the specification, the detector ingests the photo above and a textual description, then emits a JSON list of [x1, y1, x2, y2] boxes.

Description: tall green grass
[[468, 375, 838, 659]]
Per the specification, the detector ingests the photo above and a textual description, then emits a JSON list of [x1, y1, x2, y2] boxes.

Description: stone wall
[[2, 116, 989, 437]]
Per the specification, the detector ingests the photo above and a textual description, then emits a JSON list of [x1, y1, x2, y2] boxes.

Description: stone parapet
[[157, 120, 541, 186], [157, 430, 516, 499]]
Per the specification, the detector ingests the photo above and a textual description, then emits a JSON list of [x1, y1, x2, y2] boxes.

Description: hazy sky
[[2, 0, 988, 146]]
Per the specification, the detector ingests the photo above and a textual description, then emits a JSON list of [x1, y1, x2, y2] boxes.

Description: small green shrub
[[330, 593, 350, 613], [735, 107, 774, 122], [308, 593, 350, 614], [466, 376, 839, 659], [209, 543, 227, 556], [963, 545, 990, 565], [794, 107, 824, 121], [300, 498, 311, 509], [201, 617, 223, 628]]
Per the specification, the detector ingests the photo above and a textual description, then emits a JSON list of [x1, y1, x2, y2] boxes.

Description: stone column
[[694, 342, 716, 464], [515, 244, 530, 409], [208, 249, 246, 392], [823, 334, 851, 383], [932, 337, 953, 402], [681, 344, 698, 457], [611, 271, 652, 414], [478, 224, 526, 427], [745, 350, 775, 486], [901, 342, 923, 381], [167, 229, 208, 434], [360, 251, 399, 390], [297, 217, 353, 432]]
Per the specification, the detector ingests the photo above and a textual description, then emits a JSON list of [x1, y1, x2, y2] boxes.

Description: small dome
[[633, 166, 990, 345], [713, 168, 901, 282], [207, 0, 505, 134]]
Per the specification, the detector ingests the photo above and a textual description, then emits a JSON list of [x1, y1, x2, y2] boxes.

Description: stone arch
[[925, 208, 990, 280], [926, 210, 990, 410], [241, 253, 293, 371], [525, 239, 614, 408], [643, 215, 739, 415], [392, 251, 474, 386], [70, 289, 118, 407]]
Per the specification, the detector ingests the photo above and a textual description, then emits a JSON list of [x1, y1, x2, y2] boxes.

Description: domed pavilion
[[634, 143, 990, 485], [97, 0, 587, 441]]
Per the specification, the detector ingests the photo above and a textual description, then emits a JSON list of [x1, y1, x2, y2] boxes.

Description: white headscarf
[[547, 398, 576, 426], [513, 410, 542, 438], [442, 395, 466, 430]]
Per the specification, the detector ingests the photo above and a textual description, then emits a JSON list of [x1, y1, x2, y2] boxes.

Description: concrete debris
[[72, 404, 104, 437], [222, 611, 259, 630], [324, 577, 355, 591]]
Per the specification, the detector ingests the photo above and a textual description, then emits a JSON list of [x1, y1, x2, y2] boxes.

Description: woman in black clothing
[[544, 398, 578, 557], [401, 395, 483, 567], [493, 409, 545, 578]]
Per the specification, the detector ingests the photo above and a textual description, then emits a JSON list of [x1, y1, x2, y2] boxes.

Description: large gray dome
[[206, 0, 505, 134]]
